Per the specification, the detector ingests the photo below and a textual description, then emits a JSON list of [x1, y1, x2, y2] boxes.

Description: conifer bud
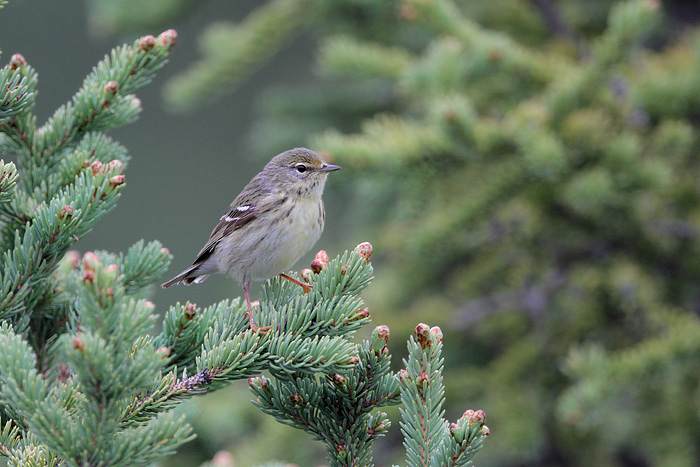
[[397, 369, 410, 383], [9, 53, 27, 70], [144, 301, 155, 311], [341, 265, 348, 275], [130, 97, 142, 111], [103, 81, 119, 96], [357, 241, 373, 263], [290, 393, 303, 405], [160, 247, 170, 255], [371, 325, 390, 352], [348, 355, 360, 365], [107, 159, 123, 174], [310, 259, 323, 274], [109, 175, 125, 187], [65, 250, 81, 269], [430, 326, 443, 344], [138, 35, 157, 52], [104, 264, 119, 282], [482, 426, 490, 436], [156, 346, 170, 358], [184, 302, 197, 320], [72, 337, 85, 351], [83, 251, 100, 271], [158, 29, 178, 48], [83, 269, 95, 283], [332, 374, 346, 386], [351, 308, 370, 322], [104, 287, 115, 298], [415, 323, 431, 349], [59, 205, 73, 220], [301, 268, 313, 282], [315, 250, 330, 266], [471, 409, 486, 425], [210, 451, 234, 467], [90, 160, 104, 176], [417, 371, 429, 386]]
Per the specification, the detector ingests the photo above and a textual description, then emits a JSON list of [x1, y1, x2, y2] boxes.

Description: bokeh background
[[4, 0, 700, 466]]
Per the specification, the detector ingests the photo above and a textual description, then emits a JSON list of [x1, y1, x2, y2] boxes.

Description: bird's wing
[[192, 202, 258, 265]]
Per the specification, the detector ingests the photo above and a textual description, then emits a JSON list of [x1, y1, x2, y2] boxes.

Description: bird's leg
[[244, 285, 271, 334], [279, 272, 313, 294]]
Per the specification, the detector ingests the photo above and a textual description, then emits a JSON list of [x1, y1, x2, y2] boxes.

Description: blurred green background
[[5, 0, 700, 466]]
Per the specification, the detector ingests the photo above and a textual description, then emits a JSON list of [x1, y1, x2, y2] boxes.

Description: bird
[[161, 147, 340, 332]]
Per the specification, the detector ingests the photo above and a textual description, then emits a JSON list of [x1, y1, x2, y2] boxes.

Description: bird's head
[[265, 147, 341, 196]]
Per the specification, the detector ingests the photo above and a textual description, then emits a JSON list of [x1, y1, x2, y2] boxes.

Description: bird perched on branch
[[162, 147, 340, 332]]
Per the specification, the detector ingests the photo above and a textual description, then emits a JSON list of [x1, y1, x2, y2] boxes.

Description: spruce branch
[[399, 324, 489, 467], [0, 159, 18, 207], [164, 0, 313, 109], [318, 35, 413, 80], [0, 55, 36, 120]]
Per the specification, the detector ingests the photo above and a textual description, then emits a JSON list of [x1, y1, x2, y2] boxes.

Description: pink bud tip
[[105, 264, 119, 274], [333, 374, 346, 385], [9, 53, 26, 70], [375, 325, 390, 340], [104, 81, 119, 95], [158, 29, 178, 48], [83, 270, 95, 283], [430, 326, 443, 343], [156, 346, 170, 357], [472, 410, 486, 424], [59, 205, 74, 220], [83, 251, 100, 271], [415, 323, 431, 349], [107, 159, 123, 174], [341, 265, 348, 275], [315, 250, 330, 266], [138, 35, 157, 52], [184, 302, 197, 320], [65, 250, 81, 268], [357, 242, 373, 263], [417, 371, 429, 385], [301, 268, 313, 282], [90, 160, 104, 176], [144, 300, 155, 310], [160, 247, 170, 255], [72, 337, 85, 351], [109, 175, 125, 187], [211, 451, 234, 467]]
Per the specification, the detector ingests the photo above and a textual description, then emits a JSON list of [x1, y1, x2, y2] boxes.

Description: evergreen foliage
[[80, 0, 700, 464], [0, 13, 489, 465]]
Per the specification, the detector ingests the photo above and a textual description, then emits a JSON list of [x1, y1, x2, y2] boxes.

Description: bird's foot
[[279, 272, 313, 294], [246, 311, 271, 335]]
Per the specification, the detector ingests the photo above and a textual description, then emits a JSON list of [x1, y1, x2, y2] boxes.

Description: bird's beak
[[319, 163, 341, 172]]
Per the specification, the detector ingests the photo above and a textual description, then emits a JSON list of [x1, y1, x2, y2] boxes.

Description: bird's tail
[[161, 264, 210, 288]]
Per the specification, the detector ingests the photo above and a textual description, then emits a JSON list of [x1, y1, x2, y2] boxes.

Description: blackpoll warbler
[[161, 147, 340, 332]]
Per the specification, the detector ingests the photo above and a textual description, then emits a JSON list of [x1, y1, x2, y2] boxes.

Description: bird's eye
[[295, 164, 308, 173]]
